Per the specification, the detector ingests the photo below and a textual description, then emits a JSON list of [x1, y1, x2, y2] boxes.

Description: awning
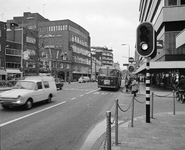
[[6, 69, 22, 74], [0, 70, 7, 75], [136, 61, 185, 74]]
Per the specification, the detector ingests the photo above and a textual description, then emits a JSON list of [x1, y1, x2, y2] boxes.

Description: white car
[[78, 76, 90, 83], [0, 76, 57, 110]]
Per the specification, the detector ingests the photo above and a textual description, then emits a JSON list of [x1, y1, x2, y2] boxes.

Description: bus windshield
[[99, 68, 118, 76]]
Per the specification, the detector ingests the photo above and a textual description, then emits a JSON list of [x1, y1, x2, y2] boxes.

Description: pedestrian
[[176, 75, 185, 90], [125, 76, 129, 92], [162, 76, 167, 89], [131, 77, 139, 97]]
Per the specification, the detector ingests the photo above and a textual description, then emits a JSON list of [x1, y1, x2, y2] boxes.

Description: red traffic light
[[136, 22, 155, 57]]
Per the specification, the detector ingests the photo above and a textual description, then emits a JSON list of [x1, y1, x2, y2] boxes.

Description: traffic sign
[[23, 51, 30, 60], [128, 57, 134, 63]]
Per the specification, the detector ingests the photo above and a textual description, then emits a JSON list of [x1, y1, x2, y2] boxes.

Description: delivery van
[[0, 76, 57, 110]]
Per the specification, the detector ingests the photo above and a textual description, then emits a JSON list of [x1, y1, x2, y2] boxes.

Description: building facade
[[91, 46, 113, 66], [0, 21, 7, 80], [8, 12, 91, 81], [136, 0, 185, 87]]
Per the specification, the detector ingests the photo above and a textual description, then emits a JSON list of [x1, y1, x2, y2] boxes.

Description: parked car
[[0, 76, 57, 110], [78, 76, 90, 83], [55, 78, 64, 90]]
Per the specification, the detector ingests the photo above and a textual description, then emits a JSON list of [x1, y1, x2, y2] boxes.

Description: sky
[[0, 0, 140, 70]]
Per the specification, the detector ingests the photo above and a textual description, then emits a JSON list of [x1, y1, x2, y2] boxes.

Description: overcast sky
[[1, 0, 140, 70]]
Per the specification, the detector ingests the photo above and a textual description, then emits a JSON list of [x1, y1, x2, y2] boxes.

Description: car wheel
[[24, 99, 33, 110], [46, 95, 52, 103]]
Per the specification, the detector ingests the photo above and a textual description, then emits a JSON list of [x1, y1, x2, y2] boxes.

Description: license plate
[[104, 80, 110, 85]]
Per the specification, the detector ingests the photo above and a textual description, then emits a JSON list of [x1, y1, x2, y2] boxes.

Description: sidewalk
[[93, 83, 185, 150], [99, 111, 185, 150]]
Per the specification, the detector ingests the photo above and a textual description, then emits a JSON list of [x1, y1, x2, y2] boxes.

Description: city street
[[0, 82, 122, 150], [1, 81, 185, 150]]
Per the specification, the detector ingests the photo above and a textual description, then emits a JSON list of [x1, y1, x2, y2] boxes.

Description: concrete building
[[136, 0, 185, 87]]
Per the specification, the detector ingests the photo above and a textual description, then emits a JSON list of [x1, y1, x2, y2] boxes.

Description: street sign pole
[[146, 57, 150, 123]]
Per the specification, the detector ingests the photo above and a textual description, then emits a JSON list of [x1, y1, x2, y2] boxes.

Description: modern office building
[[136, 0, 185, 87], [7, 12, 91, 81]]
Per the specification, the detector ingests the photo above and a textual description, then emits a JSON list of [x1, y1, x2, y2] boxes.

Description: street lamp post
[[121, 44, 130, 58]]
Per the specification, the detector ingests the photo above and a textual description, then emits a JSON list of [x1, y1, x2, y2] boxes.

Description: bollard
[[115, 99, 118, 146], [151, 92, 154, 118], [131, 95, 135, 127], [106, 111, 111, 150], [173, 90, 175, 115]]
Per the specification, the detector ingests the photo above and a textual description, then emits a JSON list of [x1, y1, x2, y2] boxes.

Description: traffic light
[[128, 65, 134, 73], [136, 22, 156, 58]]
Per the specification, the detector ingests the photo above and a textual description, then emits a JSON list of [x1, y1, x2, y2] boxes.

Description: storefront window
[[169, 0, 177, 5], [181, 0, 185, 5]]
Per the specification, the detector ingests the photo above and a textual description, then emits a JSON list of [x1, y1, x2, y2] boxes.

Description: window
[[60, 63, 63, 68], [0, 30, 1, 37], [37, 82, 43, 89], [43, 81, 49, 88], [181, 0, 185, 5], [169, 0, 177, 5]]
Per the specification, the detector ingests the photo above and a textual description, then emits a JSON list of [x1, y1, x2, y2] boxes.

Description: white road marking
[[71, 97, 76, 100], [0, 101, 66, 127], [85, 89, 99, 94], [80, 95, 83, 97]]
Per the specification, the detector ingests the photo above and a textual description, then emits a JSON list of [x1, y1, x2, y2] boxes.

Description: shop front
[[135, 61, 185, 88], [0, 69, 7, 80]]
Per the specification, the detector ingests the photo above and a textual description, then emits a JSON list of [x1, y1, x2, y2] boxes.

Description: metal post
[[146, 58, 150, 123], [173, 90, 175, 115], [131, 95, 134, 127], [106, 111, 111, 150], [21, 22, 24, 78], [115, 99, 118, 146], [151, 92, 154, 118]]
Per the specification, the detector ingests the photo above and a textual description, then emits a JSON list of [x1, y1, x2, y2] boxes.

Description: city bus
[[97, 66, 122, 90]]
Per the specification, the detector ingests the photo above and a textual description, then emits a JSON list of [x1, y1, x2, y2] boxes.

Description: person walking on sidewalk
[[131, 77, 139, 97], [176, 75, 185, 90]]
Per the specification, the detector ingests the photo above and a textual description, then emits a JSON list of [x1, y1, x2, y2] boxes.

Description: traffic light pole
[[146, 57, 150, 123]]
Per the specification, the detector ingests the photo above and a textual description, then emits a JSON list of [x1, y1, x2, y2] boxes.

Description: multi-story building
[[0, 21, 7, 80], [91, 46, 113, 66], [6, 22, 38, 77], [136, 0, 185, 87], [8, 12, 91, 81]]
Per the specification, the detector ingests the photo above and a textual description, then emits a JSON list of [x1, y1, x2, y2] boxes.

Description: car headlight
[[17, 95, 23, 100]]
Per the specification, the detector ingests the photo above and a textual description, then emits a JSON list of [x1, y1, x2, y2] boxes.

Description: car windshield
[[13, 81, 35, 90]]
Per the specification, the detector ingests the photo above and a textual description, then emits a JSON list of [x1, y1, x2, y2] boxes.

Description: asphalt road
[[0, 82, 122, 150]]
